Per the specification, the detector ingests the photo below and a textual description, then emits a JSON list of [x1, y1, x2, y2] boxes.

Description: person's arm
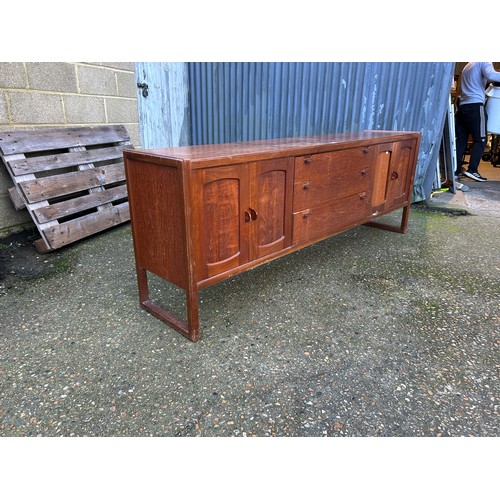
[[482, 62, 500, 83]]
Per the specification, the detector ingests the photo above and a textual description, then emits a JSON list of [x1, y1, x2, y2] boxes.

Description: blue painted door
[[134, 62, 191, 148]]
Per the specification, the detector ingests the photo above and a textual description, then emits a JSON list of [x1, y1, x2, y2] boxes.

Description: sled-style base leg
[[136, 267, 200, 342], [364, 205, 410, 234]]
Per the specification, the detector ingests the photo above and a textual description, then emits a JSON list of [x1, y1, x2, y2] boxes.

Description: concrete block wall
[[0, 62, 140, 236]]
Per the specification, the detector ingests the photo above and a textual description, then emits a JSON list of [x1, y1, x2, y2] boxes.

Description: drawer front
[[293, 191, 370, 245], [294, 147, 373, 211]]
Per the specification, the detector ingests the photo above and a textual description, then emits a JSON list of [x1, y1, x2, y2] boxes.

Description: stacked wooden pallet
[[0, 125, 133, 252]]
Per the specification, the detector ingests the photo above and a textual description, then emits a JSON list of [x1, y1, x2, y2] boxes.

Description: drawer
[[294, 147, 373, 211], [293, 191, 370, 246]]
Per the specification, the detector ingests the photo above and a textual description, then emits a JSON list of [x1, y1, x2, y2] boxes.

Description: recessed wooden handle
[[244, 210, 251, 223], [359, 192, 367, 200], [304, 156, 312, 164], [249, 207, 258, 220], [302, 210, 311, 219], [361, 168, 368, 176], [303, 181, 311, 190], [391, 171, 398, 180]]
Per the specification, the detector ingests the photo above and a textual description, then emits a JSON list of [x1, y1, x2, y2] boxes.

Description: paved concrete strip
[[1, 200, 498, 437]]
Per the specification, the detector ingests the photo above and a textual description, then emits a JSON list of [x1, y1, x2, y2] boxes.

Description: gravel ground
[[1, 197, 498, 438]]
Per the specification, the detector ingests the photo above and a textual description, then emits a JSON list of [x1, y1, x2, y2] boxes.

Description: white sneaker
[[464, 171, 487, 182]]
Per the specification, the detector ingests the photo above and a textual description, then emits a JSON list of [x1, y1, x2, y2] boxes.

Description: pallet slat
[[6, 145, 128, 175], [0, 125, 132, 252], [42, 202, 130, 249], [33, 184, 128, 224], [0, 125, 130, 155], [17, 162, 126, 203]]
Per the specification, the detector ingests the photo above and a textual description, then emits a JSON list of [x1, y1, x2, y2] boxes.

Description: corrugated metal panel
[[188, 62, 454, 202]]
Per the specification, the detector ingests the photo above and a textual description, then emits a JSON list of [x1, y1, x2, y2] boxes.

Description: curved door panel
[[195, 164, 250, 279], [204, 178, 241, 268], [386, 139, 415, 209], [252, 157, 294, 260]]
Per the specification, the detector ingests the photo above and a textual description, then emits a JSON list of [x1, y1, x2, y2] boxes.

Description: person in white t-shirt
[[455, 62, 500, 182]]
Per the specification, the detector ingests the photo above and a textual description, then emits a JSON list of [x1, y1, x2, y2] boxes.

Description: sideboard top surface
[[124, 130, 421, 169]]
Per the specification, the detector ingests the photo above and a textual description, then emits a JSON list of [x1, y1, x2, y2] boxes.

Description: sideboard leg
[[399, 204, 410, 233], [186, 286, 200, 342], [364, 205, 410, 234], [136, 266, 150, 303], [135, 266, 201, 342]]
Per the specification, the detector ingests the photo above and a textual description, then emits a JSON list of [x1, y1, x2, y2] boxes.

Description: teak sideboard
[[124, 130, 421, 342]]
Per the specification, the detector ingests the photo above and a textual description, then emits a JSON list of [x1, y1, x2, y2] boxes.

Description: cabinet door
[[385, 139, 416, 209], [371, 139, 417, 213], [250, 157, 294, 260], [193, 164, 251, 279]]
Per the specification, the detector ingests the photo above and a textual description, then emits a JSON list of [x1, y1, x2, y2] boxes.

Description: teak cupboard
[[124, 131, 421, 342]]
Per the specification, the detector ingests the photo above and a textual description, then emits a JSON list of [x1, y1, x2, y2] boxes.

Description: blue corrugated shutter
[[188, 62, 454, 202]]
